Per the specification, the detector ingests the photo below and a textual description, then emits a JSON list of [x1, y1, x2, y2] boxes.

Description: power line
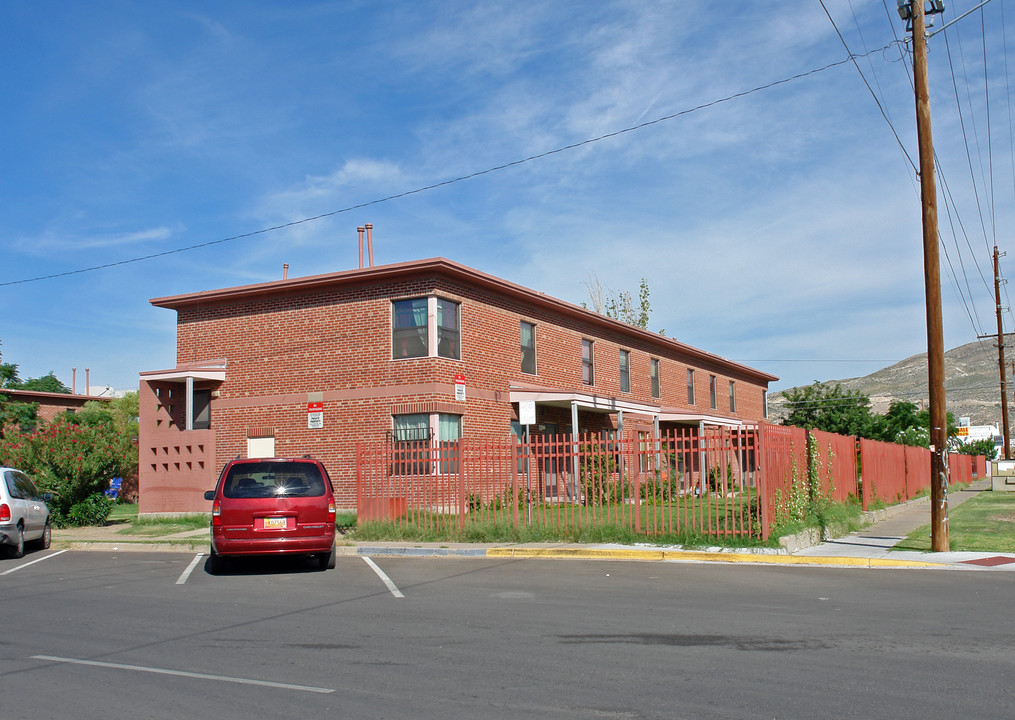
[[1, 44, 900, 288]]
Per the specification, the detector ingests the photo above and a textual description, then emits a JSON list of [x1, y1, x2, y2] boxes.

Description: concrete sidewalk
[[49, 482, 1015, 571]]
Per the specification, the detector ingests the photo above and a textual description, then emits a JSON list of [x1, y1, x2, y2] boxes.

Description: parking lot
[[3, 549, 1014, 719]]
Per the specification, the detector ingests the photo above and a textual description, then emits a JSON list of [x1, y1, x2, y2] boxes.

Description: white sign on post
[[519, 400, 536, 426]]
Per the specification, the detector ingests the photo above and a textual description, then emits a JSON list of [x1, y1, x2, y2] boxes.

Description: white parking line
[[32, 655, 334, 694], [1, 549, 68, 576], [176, 553, 205, 585], [362, 556, 405, 598]]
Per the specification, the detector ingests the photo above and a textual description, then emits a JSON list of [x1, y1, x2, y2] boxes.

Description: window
[[650, 359, 660, 398], [581, 339, 594, 385], [709, 375, 717, 410], [687, 369, 695, 405], [437, 299, 460, 359], [763, 390, 769, 419], [392, 298, 428, 358], [392, 412, 461, 475], [729, 380, 736, 412], [520, 321, 536, 374], [393, 297, 462, 360], [619, 350, 630, 392], [192, 389, 211, 430]]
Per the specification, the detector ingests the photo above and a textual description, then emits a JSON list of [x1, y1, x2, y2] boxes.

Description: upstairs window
[[521, 321, 536, 374], [710, 375, 717, 410], [619, 350, 631, 393], [392, 298, 428, 358], [687, 368, 695, 406], [763, 390, 769, 419], [581, 339, 594, 385], [729, 380, 736, 413], [650, 359, 660, 398], [437, 299, 460, 359], [393, 296, 461, 361]]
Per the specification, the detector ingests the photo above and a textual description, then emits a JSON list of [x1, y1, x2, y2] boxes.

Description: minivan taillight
[[0, 503, 9, 522], [328, 499, 336, 523], [211, 500, 221, 526]]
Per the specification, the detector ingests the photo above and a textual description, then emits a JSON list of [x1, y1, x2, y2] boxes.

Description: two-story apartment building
[[138, 256, 776, 514]]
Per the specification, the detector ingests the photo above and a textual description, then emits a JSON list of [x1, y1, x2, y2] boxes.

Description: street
[[3, 551, 1013, 719]]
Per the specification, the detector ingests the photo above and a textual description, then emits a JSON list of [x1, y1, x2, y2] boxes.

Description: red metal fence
[[356, 425, 985, 541]]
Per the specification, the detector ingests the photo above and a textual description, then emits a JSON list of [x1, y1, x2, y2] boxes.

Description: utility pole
[[901, 0, 948, 551], [991, 247, 1010, 458]]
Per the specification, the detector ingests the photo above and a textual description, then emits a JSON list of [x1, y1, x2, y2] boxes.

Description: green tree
[[780, 382, 873, 437], [954, 437, 998, 460], [582, 273, 654, 330], [0, 340, 20, 388], [10, 371, 70, 393]]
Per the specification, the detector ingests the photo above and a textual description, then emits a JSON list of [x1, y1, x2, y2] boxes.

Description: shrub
[[66, 493, 117, 527]]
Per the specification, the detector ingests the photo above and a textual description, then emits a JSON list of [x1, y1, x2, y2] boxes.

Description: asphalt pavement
[[49, 480, 1015, 571]]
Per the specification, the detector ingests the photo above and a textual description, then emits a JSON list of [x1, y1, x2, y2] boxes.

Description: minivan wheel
[[8, 525, 25, 559], [319, 545, 336, 570], [208, 547, 227, 575], [38, 522, 51, 550]]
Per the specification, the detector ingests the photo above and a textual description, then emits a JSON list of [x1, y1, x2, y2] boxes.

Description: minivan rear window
[[222, 462, 326, 499]]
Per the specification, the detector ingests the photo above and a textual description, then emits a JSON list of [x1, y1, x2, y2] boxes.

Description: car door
[[11, 472, 44, 540]]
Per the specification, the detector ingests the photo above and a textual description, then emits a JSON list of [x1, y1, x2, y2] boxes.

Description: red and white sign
[[454, 374, 466, 401], [307, 401, 324, 429]]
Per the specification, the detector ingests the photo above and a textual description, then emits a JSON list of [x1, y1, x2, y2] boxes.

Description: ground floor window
[[392, 412, 461, 475]]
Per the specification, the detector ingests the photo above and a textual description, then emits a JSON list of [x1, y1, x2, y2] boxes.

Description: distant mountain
[[768, 335, 1015, 427]]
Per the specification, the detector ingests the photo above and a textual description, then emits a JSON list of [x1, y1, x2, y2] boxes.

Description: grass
[[115, 513, 210, 536], [895, 489, 1015, 552]]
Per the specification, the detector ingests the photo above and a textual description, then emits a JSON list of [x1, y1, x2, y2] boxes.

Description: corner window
[[192, 389, 211, 430], [391, 412, 462, 475], [581, 339, 594, 385], [729, 381, 736, 413], [687, 369, 695, 406], [393, 297, 462, 360], [393, 298, 429, 358], [619, 350, 630, 393], [650, 359, 660, 398], [709, 375, 717, 410], [521, 321, 536, 374], [763, 390, 769, 419]]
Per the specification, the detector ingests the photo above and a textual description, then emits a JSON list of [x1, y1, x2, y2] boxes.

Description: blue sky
[[2, 0, 1013, 395]]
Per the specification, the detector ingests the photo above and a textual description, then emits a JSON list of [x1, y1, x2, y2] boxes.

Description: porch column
[[654, 414, 661, 470], [185, 376, 194, 431], [571, 400, 579, 497]]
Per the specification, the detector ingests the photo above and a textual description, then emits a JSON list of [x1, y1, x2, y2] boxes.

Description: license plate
[[263, 517, 288, 530]]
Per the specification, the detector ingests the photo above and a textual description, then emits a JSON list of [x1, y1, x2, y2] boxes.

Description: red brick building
[[138, 257, 776, 514]]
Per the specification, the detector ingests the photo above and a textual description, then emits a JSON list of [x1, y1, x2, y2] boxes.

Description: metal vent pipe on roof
[[357, 226, 365, 269], [283, 263, 289, 280], [366, 223, 374, 267]]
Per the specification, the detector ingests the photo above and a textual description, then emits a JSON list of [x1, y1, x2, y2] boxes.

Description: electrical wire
[[0, 47, 897, 289]]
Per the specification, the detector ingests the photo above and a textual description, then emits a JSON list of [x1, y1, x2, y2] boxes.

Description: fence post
[[456, 439, 466, 531], [757, 423, 770, 542]]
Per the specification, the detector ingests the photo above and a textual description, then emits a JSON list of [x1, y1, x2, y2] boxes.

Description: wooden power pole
[[906, 0, 949, 551], [993, 247, 1011, 459]]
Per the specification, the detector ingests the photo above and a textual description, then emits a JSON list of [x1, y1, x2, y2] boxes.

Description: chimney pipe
[[72, 367, 77, 394], [357, 226, 365, 269], [86, 368, 90, 396], [283, 263, 289, 280], [365, 223, 374, 267]]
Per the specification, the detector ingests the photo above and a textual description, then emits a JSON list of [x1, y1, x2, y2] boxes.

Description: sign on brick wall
[[308, 401, 324, 429], [454, 374, 466, 401]]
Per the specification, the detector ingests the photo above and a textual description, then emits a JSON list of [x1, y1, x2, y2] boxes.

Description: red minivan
[[204, 457, 337, 573]]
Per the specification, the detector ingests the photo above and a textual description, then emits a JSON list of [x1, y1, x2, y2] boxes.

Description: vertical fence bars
[[355, 426, 984, 540]]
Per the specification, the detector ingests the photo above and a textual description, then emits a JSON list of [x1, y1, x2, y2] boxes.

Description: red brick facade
[[138, 258, 776, 514]]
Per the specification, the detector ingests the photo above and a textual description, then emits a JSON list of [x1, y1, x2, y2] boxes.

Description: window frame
[[581, 339, 595, 386], [729, 380, 736, 413], [619, 349, 631, 393], [687, 368, 695, 406], [650, 359, 660, 398], [392, 296, 462, 361], [520, 321, 536, 375], [391, 412, 462, 476], [709, 375, 717, 410]]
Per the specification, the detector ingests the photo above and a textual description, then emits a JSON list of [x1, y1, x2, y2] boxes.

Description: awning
[[140, 360, 226, 383]]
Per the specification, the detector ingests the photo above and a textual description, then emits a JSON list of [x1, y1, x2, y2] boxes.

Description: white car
[[0, 467, 52, 558]]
